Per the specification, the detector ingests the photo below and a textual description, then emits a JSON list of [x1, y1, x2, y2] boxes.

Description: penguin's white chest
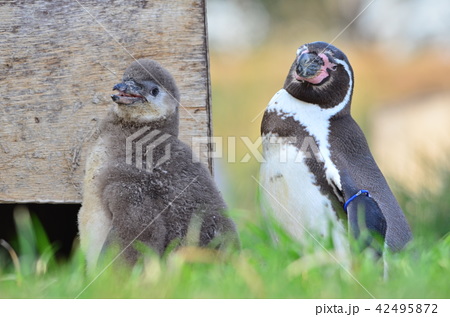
[[260, 135, 339, 240], [260, 89, 349, 253]]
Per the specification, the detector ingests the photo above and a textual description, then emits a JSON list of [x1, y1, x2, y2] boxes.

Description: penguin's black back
[[329, 115, 412, 251]]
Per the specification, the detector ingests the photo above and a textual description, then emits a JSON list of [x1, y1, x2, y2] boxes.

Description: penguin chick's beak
[[111, 81, 147, 105]]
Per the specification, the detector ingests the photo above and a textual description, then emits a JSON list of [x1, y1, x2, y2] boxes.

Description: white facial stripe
[[267, 58, 352, 193], [296, 45, 307, 56]]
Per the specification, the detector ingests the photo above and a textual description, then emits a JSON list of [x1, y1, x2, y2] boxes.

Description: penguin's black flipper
[[344, 192, 387, 256], [340, 171, 387, 256], [331, 116, 412, 252]]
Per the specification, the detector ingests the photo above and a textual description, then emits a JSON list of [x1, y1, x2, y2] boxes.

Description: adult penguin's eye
[[151, 87, 159, 97]]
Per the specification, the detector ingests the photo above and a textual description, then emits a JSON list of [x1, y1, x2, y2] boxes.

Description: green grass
[[0, 177, 449, 299]]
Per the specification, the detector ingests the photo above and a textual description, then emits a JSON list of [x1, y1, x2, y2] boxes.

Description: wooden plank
[[0, 0, 212, 203]]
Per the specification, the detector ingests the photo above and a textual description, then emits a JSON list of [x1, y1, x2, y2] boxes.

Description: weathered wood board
[[0, 0, 212, 203]]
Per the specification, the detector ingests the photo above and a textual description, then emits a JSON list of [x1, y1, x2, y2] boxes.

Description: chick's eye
[[151, 87, 159, 97]]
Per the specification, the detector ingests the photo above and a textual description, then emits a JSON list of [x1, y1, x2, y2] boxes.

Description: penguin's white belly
[[78, 136, 111, 269], [260, 135, 348, 252]]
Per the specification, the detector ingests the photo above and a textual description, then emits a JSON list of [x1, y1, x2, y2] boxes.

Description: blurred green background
[[207, 0, 450, 240]]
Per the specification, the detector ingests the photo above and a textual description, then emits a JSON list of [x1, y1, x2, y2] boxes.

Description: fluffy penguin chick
[[78, 59, 238, 267], [260, 42, 412, 258]]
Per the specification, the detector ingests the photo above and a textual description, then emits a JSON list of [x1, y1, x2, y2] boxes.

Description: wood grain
[[0, 0, 212, 203]]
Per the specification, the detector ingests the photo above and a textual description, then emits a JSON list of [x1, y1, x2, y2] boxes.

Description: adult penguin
[[260, 42, 412, 257]]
